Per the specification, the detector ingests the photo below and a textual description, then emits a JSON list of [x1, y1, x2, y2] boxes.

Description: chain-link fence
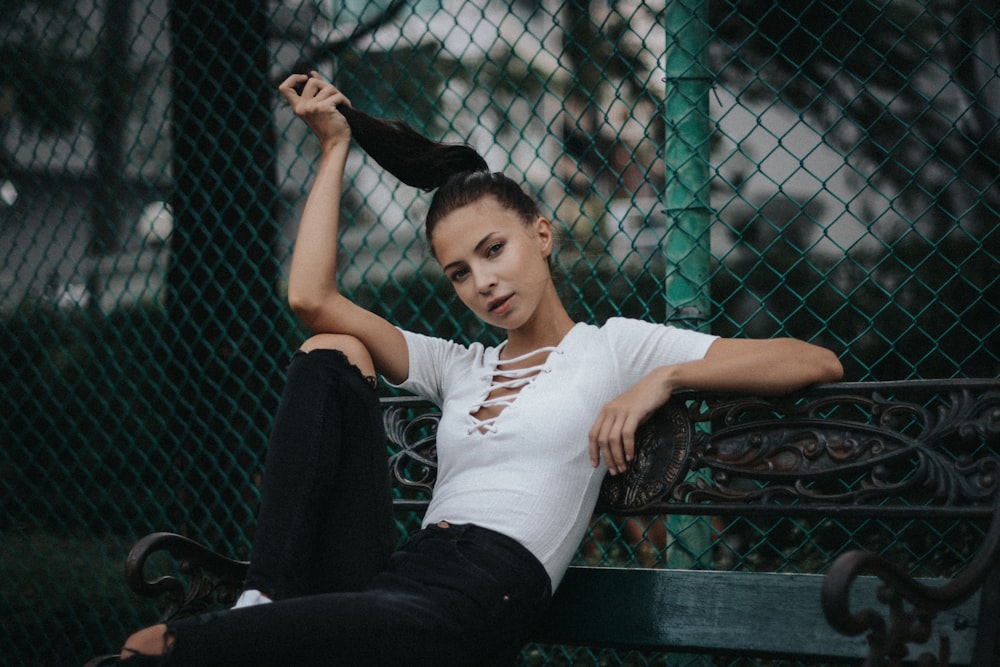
[[2, 1, 997, 664]]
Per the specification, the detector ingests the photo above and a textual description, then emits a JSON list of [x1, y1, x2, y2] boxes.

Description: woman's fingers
[[277, 73, 354, 150], [589, 399, 651, 476], [604, 416, 626, 474], [589, 411, 635, 475], [278, 72, 352, 108], [277, 73, 310, 103]]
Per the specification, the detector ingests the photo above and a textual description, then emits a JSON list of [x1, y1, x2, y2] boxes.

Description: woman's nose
[[475, 271, 497, 294]]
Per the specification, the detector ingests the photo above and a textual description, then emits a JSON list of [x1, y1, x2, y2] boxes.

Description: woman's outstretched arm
[[278, 72, 407, 383], [590, 337, 844, 474]]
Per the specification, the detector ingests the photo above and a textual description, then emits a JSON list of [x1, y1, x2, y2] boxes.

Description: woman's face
[[430, 196, 553, 330]]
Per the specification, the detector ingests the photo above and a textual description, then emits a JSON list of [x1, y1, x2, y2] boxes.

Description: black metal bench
[[105, 380, 1000, 665]]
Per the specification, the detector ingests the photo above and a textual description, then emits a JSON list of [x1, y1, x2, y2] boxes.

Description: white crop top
[[388, 318, 717, 589]]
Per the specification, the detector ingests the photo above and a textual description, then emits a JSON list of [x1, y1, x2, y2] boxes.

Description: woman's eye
[[450, 268, 468, 282], [487, 243, 504, 257]]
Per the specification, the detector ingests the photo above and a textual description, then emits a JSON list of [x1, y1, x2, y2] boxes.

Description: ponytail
[[338, 105, 488, 191], [338, 104, 539, 245]]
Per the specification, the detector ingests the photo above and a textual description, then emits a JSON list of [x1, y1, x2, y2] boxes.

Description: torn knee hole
[[121, 624, 174, 659]]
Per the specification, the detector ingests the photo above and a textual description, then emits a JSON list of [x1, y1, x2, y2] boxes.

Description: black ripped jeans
[[147, 349, 552, 666]]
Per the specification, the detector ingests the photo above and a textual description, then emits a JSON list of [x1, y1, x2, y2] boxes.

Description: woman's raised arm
[[278, 73, 408, 383]]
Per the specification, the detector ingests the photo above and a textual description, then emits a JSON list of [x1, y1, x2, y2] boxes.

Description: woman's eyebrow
[[441, 232, 500, 273]]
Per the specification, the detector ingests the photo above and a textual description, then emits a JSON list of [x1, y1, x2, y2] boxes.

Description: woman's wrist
[[319, 138, 350, 163], [647, 365, 682, 405]]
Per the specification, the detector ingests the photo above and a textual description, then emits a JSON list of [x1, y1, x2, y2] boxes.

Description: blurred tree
[[89, 0, 131, 260], [0, 0, 91, 140], [0, 0, 140, 305], [709, 0, 999, 378], [711, 0, 998, 231], [166, 0, 283, 544]]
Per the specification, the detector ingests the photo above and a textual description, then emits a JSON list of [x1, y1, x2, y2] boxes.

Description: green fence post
[[659, 0, 714, 573], [662, 0, 712, 332]]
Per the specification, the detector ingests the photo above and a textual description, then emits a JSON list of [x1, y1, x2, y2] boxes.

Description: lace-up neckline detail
[[468, 345, 561, 435]]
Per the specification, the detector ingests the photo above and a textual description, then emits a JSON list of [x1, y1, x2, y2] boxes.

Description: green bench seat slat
[[535, 566, 982, 663]]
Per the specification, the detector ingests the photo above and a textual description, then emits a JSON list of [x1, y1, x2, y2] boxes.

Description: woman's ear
[[534, 217, 554, 258]]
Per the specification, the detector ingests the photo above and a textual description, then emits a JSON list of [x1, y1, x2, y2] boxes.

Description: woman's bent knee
[[121, 623, 172, 660], [299, 334, 375, 378]]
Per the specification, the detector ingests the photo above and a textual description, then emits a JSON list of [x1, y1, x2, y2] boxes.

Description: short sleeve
[[383, 329, 471, 406], [602, 317, 718, 382]]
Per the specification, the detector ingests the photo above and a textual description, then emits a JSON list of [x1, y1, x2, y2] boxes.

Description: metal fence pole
[[662, 0, 712, 331]]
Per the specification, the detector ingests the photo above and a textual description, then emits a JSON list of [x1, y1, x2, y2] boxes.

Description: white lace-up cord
[[468, 346, 560, 434]]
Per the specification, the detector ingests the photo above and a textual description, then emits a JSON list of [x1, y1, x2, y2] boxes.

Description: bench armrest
[[125, 532, 249, 622], [821, 488, 1000, 665]]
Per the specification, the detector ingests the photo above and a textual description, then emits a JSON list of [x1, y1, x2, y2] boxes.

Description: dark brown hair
[[339, 106, 540, 242]]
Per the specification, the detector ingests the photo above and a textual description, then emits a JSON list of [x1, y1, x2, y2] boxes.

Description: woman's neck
[[502, 299, 575, 360]]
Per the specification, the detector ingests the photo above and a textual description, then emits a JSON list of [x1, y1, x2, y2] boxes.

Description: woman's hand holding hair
[[278, 71, 352, 155], [279, 72, 487, 190]]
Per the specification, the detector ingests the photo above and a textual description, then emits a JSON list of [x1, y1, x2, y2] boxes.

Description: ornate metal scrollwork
[[383, 398, 441, 502], [125, 532, 249, 623], [821, 487, 1000, 666], [665, 383, 1000, 514]]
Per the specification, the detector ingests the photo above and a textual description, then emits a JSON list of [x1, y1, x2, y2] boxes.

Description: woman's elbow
[[287, 289, 325, 327], [287, 289, 354, 332], [814, 348, 845, 383]]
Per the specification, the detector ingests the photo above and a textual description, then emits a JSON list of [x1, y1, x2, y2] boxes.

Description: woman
[[115, 72, 843, 665]]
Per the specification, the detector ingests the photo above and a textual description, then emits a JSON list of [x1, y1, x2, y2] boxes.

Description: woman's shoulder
[[399, 327, 495, 366], [595, 316, 669, 337], [591, 317, 718, 351], [598, 316, 713, 335], [392, 329, 497, 403], [561, 318, 668, 351]]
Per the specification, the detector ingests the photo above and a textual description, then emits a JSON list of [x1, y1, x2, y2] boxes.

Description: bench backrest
[[384, 379, 999, 521]]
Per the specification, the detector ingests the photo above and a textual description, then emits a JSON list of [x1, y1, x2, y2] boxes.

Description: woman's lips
[[488, 294, 513, 314]]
